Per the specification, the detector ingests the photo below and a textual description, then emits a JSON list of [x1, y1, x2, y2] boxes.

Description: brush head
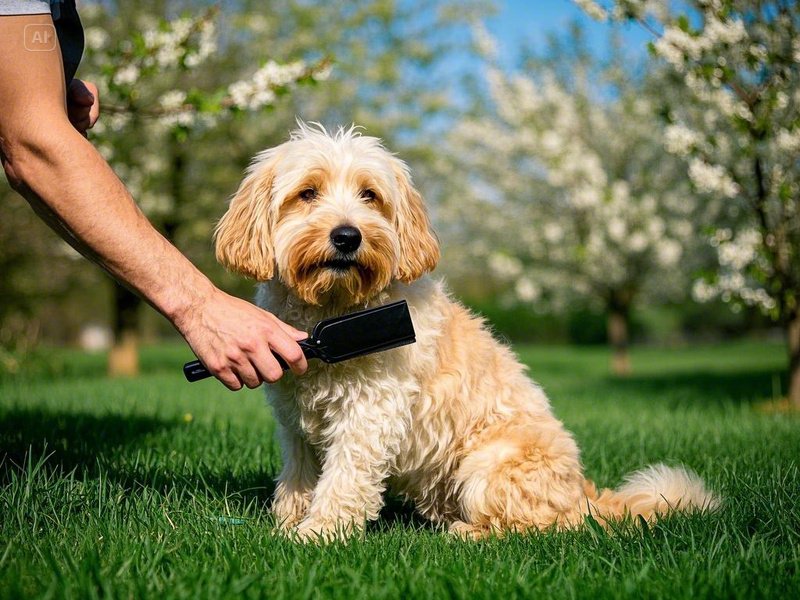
[[309, 300, 416, 363]]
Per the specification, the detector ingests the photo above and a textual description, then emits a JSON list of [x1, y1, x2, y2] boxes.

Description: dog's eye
[[299, 188, 317, 202], [360, 189, 377, 202]]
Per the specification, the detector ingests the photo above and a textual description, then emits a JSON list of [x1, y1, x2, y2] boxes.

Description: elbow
[[0, 123, 71, 194], [0, 137, 28, 192], [1, 133, 42, 193]]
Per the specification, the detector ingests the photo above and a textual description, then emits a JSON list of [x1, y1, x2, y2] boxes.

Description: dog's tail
[[582, 463, 720, 524]]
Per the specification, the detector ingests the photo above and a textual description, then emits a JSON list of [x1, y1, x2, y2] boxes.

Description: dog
[[214, 122, 719, 541]]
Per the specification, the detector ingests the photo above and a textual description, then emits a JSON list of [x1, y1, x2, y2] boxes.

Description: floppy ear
[[214, 152, 278, 281], [392, 159, 440, 282]]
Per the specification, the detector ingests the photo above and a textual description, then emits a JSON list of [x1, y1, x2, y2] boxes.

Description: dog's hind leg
[[451, 421, 586, 537]]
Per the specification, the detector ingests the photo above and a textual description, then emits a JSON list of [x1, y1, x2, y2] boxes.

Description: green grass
[[1, 340, 798, 599]]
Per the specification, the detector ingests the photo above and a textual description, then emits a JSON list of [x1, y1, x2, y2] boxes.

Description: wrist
[[160, 273, 218, 335]]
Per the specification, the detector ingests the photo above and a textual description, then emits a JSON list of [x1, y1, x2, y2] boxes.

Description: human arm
[[0, 14, 307, 389]]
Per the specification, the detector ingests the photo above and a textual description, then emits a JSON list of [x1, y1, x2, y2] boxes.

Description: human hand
[[177, 288, 308, 390], [67, 79, 100, 135]]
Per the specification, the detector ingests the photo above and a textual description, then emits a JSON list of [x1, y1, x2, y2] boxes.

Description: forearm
[[6, 122, 215, 329]]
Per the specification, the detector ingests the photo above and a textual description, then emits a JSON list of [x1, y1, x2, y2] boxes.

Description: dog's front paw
[[272, 481, 315, 531], [292, 517, 358, 544], [272, 504, 307, 531], [272, 509, 305, 532]]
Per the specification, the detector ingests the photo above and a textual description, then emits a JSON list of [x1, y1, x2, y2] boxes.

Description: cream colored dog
[[214, 122, 718, 541]]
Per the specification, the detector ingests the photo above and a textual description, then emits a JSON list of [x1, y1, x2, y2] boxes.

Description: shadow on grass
[[0, 407, 274, 497], [0, 407, 178, 484], [376, 495, 434, 531], [602, 368, 785, 404]]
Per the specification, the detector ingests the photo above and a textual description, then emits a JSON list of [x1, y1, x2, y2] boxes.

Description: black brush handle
[[183, 341, 316, 382]]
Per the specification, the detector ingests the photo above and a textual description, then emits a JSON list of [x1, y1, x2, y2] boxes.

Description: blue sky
[[485, 0, 652, 62]]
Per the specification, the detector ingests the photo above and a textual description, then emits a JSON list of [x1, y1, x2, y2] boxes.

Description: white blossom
[[656, 238, 682, 267], [472, 22, 498, 58], [688, 158, 739, 198], [227, 60, 308, 110], [488, 253, 523, 280], [692, 278, 717, 302], [107, 113, 131, 130], [159, 90, 187, 111], [113, 64, 139, 86], [704, 16, 747, 45], [607, 217, 627, 242], [572, 0, 608, 22], [654, 26, 696, 68], [776, 128, 800, 153], [84, 27, 108, 50], [717, 228, 760, 270], [664, 123, 702, 156], [628, 231, 649, 252], [543, 222, 564, 243], [515, 277, 540, 302]]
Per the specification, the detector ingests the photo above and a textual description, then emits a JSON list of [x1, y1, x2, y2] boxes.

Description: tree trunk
[[788, 311, 800, 409], [607, 305, 631, 377], [107, 283, 141, 377], [163, 133, 186, 242]]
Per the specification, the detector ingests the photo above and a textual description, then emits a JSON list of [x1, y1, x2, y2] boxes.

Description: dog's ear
[[392, 159, 440, 282], [214, 151, 279, 281]]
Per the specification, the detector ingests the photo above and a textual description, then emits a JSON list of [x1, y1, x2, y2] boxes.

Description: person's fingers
[[89, 104, 99, 128], [68, 79, 95, 106], [274, 318, 309, 341], [268, 331, 308, 375], [209, 363, 243, 391], [82, 80, 99, 100], [249, 349, 285, 384], [232, 360, 261, 389], [66, 104, 90, 129], [72, 117, 91, 133], [84, 81, 100, 126], [220, 371, 244, 391], [66, 80, 99, 132]]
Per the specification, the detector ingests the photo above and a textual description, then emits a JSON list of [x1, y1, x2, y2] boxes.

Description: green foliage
[[465, 300, 612, 345], [463, 298, 767, 346], [1, 341, 798, 598]]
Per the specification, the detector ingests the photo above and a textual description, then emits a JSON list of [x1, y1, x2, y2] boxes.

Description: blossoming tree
[[445, 26, 698, 375], [575, 0, 800, 405]]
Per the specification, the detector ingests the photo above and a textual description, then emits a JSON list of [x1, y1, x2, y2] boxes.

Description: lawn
[[1, 340, 798, 599]]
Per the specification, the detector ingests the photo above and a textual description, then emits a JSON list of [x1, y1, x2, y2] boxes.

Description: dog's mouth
[[320, 258, 359, 272]]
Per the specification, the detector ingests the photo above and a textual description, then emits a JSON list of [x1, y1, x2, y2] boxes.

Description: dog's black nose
[[330, 225, 362, 254]]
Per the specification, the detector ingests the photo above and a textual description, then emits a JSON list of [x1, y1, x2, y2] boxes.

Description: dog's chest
[[269, 356, 402, 448], [291, 366, 352, 445]]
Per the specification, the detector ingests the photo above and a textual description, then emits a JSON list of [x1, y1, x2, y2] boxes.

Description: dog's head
[[214, 122, 439, 306]]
